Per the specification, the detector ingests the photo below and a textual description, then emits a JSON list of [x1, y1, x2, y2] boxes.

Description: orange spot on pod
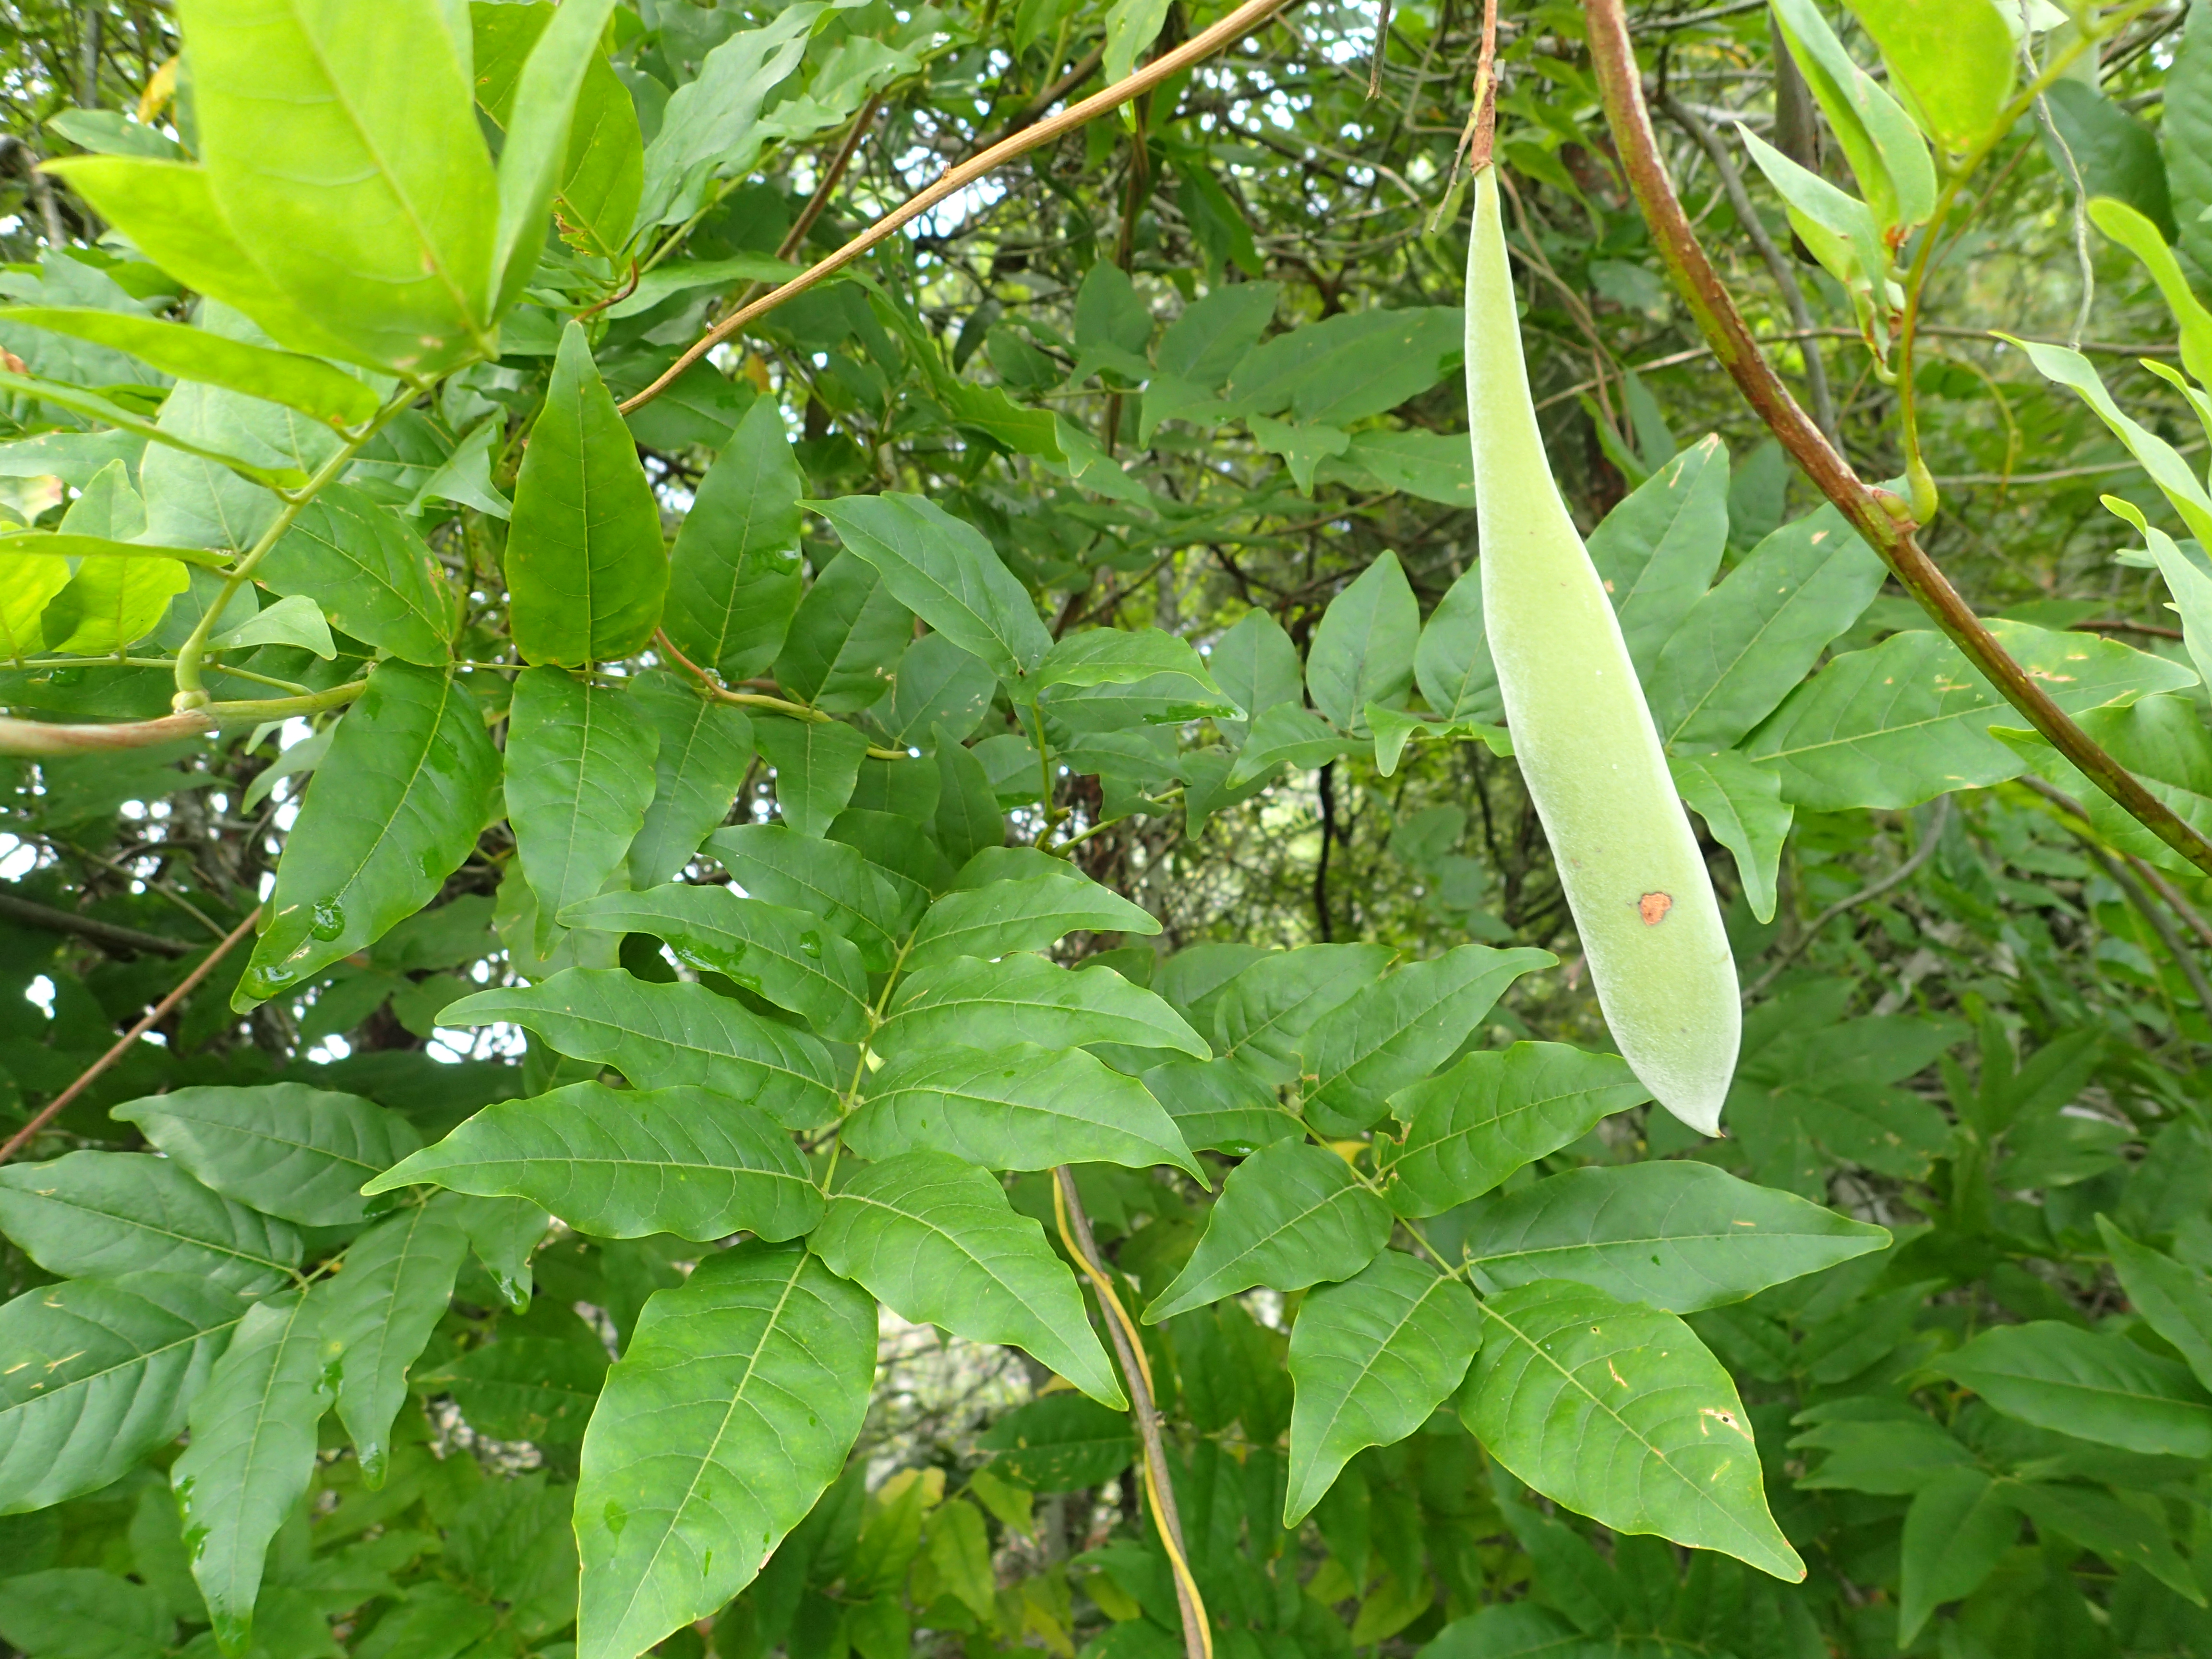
[[1638, 891, 1673, 926]]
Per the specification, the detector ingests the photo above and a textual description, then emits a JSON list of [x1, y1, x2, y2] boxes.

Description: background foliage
[[1, 0, 2212, 1657]]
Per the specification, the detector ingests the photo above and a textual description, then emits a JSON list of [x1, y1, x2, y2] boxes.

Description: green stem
[[1891, 0, 2157, 519], [170, 381, 427, 710], [202, 680, 371, 725], [14, 656, 313, 695], [819, 930, 919, 1194]]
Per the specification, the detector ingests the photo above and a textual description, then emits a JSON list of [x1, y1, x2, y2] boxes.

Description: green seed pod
[[1464, 167, 1740, 1135]]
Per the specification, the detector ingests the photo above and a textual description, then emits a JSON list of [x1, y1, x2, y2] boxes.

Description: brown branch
[[0, 892, 194, 957], [1582, 0, 2212, 880], [777, 93, 884, 263], [0, 678, 369, 757], [1052, 1168, 1212, 1659], [2072, 618, 2185, 641], [2128, 855, 2212, 954], [1742, 798, 1950, 1001], [992, 43, 1107, 145], [1655, 86, 1836, 445], [0, 709, 216, 754], [0, 906, 259, 1166], [619, 0, 1299, 415], [2092, 842, 2212, 1026]]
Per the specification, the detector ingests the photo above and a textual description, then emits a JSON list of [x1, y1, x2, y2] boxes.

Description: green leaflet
[[0, 550, 68, 657], [32, 159, 361, 369], [635, 6, 822, 226], [1388, 1039, 1644, 1220], [705, 822, 917, 971], [0, 1272, 248, 1514], [2107, 500, 2212, 696], [1038, 625, 1230, 706], [1305, 552, 1419, 730], [439, 1335, 607, 1444], [754, 714, 871, 838], [2006, 696, 2212, 876], [2097, 1217, 2212, 1393], [1142, 1055, 1300, 1155], [446, 1471, 582, 1640], [507, 323, 669, 666], [1586, 435, 1731, 679], [906, 869, 1158, 966], [933, 730, 1007, 868], [1742, 621, 2195, 810], [1466, 1279, 1803, 1582], [1226, 703, 1359, 788], [1224, 306, 1464, 427], [1214, 943, 1394, 1084], [2009, 1481, 2204, 1603], [318, 1198, 469, 1487], [1412, 565, 1503, 726], [846, 1043, 1204, 1178], [625, 671, 756, 888], [368, 1081, 823, 1243], [0, 1568, 171, 1659], [256, 484, 455, 667], [1207, 608, 1303, 739], [878, 952, 1207, 1059], [1145, 1141, 1394, 1322], [0, 1150, 301, 1292], [565, 884, 871, 1041], [773, 552, 914, 712], [1768, 0, 1937, 231], [505, 668, 661, 952], [813, 1150, 1125, 1407], [173, 1289, 335, 1653], [1945, 1322, 2212, 1457], [0, 304, 379, 426], [185, 0, 498, 373], [1283, 1250, 1482, 1525], [1299, 944, 1555, 1135], [575, 1241, 876, 1659], [1668, 753, 1794, 925], [39, 543, 188, 655], [871, 632, 999, 747], [1845, 0, 2015, 159], [480, 0, 622, 313], [237, 662, 500, 1009], [977, 1395, 1136, 1491], [663, 397, 806, 680], [110, 1082, 421, 1228], [1649, 505, 1887, 753], [472, 0, 643, 269], [1897, 1468, 2023, 1643], [1453, 1163, 1888, 1311], [451, 1192, 552, 1312], [1156, 281, 1280, 390], [438, 968, 843, 1130], [812, 492, 1051, 684]]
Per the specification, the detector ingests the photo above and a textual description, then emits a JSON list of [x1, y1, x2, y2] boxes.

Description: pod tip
[[1652, 1084, 1726, 1139]]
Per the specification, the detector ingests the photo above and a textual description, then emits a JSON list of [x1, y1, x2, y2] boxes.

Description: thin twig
[[2127, 855, 2212, 953], [2091, 842, 2212, 1025], [1656, 87, 1836, 445], [1582, 0, 2212, 880], [2017, 774, 2212, 1013], [0, 906, 260, 1166], [1052, 1169, 1213, 1659], [0, 892, 194, 958], [1743, 798, 1950, 1001], [619, 0, 1299, 415]]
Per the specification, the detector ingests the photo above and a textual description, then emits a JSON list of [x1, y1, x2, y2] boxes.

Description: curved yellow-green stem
[[1465, 167, 1740, 1135]]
